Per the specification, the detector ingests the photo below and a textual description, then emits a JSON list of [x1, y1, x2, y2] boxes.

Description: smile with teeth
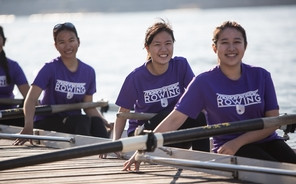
[[226, 53, 237, 57], [65, 50, 73, 54], [160, 54, 168, 58]]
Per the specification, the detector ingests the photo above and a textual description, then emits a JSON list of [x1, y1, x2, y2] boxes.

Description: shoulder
[[6, 58, 23, 70], [6, 58, 19, 66], [242, 63, 271, 76], [126, 63, 146, 77], [78, 59, 95, 72], [197, 66, 219, 79], [171, 56, 189, 65], [40, 58, 60, 71]]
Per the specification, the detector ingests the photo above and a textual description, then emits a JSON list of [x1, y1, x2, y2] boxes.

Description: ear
[[77, 37, 80, 47], [212, 43, 217, 53]]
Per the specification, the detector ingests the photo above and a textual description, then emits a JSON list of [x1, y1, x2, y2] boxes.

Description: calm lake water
[[0, 5, 295, 147]]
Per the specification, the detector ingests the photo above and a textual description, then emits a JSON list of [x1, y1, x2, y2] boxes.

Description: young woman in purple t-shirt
[[124, 21, 296, 171], [114, 19, 209, 156], [14, 23, 111, 145], [0, 26, 30, 127]]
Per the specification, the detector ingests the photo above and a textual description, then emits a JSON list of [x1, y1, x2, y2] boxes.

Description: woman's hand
[[122, 151, 141, 172], [13, 127, 34, 146], [217, 139, 241, 155]]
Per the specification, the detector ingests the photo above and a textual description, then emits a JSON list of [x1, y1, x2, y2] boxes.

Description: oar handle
[[0, 98, 23, 105], [117, 112, 156, 120], [0, 133, 75, 143], [51, 101, 108, 113]]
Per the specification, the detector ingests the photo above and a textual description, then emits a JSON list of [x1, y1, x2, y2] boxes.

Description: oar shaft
[[138, 155, 296, 177], [51, 101, 108, 113], [0, 98, 23, 105], [162, 115, 296, 146], [0, 133, 74, 143], [117, 112, 156, 120], [0, 135, 152, 170], [0, 101, 108, 120]]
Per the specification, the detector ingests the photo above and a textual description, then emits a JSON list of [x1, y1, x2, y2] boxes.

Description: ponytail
[[0, 50, 11, 84]]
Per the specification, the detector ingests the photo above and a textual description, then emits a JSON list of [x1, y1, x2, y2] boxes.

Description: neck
[[147, 61, 169, 76], [61, 57, 78, 72], [220, 64, 241, 80]]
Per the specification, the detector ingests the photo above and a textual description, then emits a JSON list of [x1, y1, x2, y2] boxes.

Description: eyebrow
[[220, 37, 242, 41]]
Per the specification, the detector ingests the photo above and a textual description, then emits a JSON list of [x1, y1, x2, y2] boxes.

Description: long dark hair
[[0, 26, 11, 84]]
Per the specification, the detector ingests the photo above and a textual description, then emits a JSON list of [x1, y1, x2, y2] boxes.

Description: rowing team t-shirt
[[32, 57, 96, 120], [0, 58, 28, 110], [176, 63, 281, 152], [116, 56, 194, 135]]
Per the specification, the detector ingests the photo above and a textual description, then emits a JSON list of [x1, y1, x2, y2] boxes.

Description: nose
[[228, 43, 235, 51], [160, 44, 167, 51]]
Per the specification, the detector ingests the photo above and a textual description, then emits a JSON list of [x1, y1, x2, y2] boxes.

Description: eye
[[166, 41, 173, 45], [57, 41, 65, 44]]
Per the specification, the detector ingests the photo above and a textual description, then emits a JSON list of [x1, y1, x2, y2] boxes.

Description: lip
[[159, 54, 168, 58], [226, 53, 237, 57]]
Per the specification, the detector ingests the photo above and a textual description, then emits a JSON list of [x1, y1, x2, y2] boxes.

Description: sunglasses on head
[[53, 22, 76, 33]]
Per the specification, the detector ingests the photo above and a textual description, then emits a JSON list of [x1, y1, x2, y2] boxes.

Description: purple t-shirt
[[33, 57, 96, 120], [0, 58, 28, 110], [116, 56, 194, 134], [176, 63, 281, 152]]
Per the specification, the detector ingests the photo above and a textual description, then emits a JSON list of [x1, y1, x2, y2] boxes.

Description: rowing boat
[[1, 115, 295, 184]]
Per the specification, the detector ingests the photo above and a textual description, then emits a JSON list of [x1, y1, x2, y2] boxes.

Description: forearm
[[113, 107, 130, 140], [233, 126, 278, 147], [154, 109, 187, 133], [230, 110, 279, 148], [23, 97, 36, 130], [113, 118, 126, 140]]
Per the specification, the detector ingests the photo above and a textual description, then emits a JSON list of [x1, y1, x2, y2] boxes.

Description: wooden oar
[[0, 133, 74, 143], [0, 114, 295, 171], [117, 112, 156, 120], [0, 101, 108, 120], [0, 98, 23, 105]]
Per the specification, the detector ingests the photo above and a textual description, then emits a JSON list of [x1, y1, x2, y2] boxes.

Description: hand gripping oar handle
[[0, 101, 108, 120], [0, 114, 295, 170]]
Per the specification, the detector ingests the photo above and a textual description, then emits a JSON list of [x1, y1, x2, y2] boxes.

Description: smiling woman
[[13, 22, 112, 145], [113, 19, 210, 162]]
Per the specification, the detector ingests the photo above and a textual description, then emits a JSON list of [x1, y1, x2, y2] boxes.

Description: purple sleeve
[[32, 63, 52, 89], [86, 67, 96, 95], [264, 72, 279, 111], [115, 72, 137, 109], [9, 59, 28, 85], [175, 76, 204, 119], [183, 59, 195, 87]]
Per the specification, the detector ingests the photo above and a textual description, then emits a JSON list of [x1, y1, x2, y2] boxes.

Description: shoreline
[[1, 0, 296, 16]]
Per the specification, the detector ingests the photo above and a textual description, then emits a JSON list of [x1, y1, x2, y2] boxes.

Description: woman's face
[[146, 31, 174, 65], [54, 30, 80, 60], [213, 28, 246, 68]]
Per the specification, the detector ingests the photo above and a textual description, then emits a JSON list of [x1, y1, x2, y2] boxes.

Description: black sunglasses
[[53, 22, 76, 33]]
